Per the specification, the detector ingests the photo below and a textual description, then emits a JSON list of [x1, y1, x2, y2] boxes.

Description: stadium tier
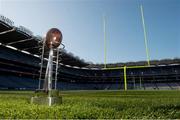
[[0, 15, 180, 90]]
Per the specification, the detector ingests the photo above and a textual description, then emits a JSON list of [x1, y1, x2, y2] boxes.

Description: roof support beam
[[0, 28, 16, 35], [7, 37, 34, 45], [22, 46, 40, 51]]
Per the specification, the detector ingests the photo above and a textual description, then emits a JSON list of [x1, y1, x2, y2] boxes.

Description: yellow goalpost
[[103, 5, 151, 91]]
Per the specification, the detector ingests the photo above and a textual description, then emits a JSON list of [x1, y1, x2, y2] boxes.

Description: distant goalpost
[[103, 5, 151, 91]]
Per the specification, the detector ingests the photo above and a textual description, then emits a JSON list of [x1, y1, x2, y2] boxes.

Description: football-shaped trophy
[[45, 28, 62, 49], [31, 28, 63, 106]]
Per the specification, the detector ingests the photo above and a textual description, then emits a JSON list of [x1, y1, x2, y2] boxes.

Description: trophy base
[[31, 89, 62, 106], [31, 96, 62, 106]]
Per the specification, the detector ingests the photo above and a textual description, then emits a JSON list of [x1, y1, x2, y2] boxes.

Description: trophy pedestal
[[31, 90, 62, 106]]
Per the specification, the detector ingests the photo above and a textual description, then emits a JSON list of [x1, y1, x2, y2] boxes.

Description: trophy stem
[[44, 48, 53, 93], [48, 48, 53, 92]]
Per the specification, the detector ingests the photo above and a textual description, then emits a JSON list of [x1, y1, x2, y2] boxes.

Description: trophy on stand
[[31, 28, 63, 106]]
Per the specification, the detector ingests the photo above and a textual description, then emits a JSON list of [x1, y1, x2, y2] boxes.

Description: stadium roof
[[0, 15, 89, 67]]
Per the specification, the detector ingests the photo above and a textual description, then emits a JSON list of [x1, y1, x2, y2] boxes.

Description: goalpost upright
[[140, 5, 151, 66], [103, 14, 107, 69]]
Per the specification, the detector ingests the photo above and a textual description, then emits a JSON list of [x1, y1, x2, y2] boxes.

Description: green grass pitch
[[0, 90, 180, 119]]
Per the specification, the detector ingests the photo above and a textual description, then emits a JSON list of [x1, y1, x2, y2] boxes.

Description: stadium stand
[[0, 15, 180, 90]]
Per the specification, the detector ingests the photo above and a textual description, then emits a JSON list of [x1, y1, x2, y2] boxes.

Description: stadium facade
[[0, 15, 180, 90]]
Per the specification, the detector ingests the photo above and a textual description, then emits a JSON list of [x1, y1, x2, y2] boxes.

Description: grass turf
[[0, 90, 180, 119]]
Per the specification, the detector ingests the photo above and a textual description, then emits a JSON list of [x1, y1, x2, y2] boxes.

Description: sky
[[0, 0, 179, 64]]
